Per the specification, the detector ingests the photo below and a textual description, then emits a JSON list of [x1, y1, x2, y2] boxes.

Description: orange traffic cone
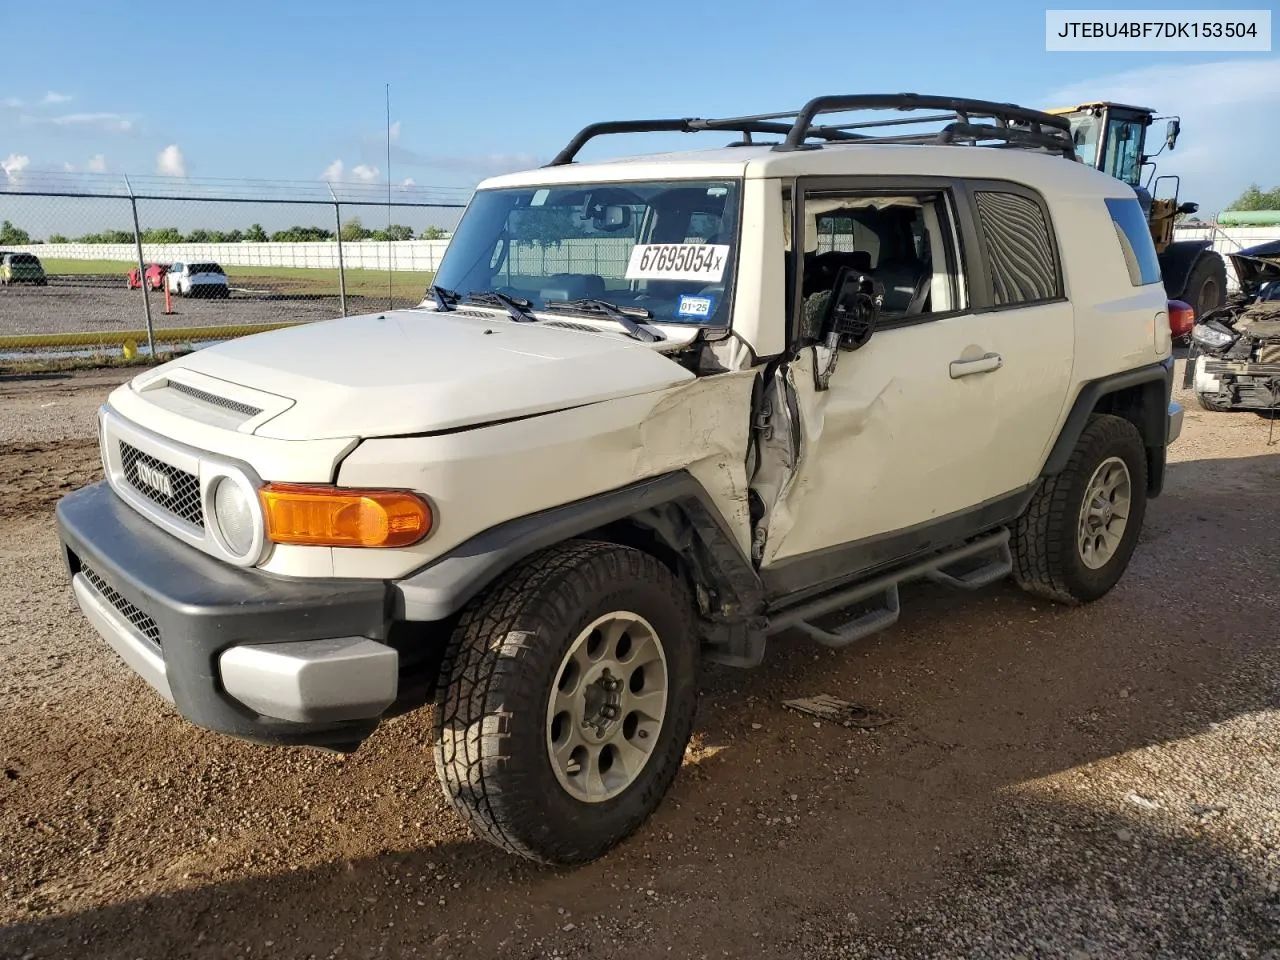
[[164, 284, 174, 315]]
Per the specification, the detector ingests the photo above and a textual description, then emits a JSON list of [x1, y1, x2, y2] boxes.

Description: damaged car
[[1185, 240, 1280, 413], [54, 93, 1183, 866]]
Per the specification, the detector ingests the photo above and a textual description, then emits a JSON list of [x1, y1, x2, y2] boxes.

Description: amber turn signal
[[259, 483, 432, 548]]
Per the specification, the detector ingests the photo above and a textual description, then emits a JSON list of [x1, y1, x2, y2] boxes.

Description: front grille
[[120, 441, 204, 528], [79, 562, 162, 649], [169, 380, 263, 417]]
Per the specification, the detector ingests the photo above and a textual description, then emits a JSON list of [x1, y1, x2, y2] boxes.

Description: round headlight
[[212, 477, 256, 557]]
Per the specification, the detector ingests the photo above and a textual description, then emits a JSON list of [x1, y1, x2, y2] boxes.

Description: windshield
[[431, 179, 742, 325]]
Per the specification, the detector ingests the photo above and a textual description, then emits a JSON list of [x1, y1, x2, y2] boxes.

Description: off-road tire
[[1011, 414, 1148, 605], [1181, 253, 1228, 321], [433, 539, 698, 865], [1197, 392, 1232, 413]]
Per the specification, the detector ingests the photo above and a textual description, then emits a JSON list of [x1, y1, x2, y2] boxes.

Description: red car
[[127, 263, 168, 290]]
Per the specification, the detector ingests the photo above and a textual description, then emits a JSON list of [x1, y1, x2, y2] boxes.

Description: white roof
[[478, 142, 1136, 200]]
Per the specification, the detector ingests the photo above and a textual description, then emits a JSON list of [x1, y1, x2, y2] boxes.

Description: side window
[[1105, 196, 1162, 287], [973, 190, 1061, 307], [796, 190, 964, 337]]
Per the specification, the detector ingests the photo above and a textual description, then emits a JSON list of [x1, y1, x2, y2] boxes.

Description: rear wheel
[[1181, 254, 1227, 320], [433, 540, 698, 865], [1012, 414, 1148, 605]]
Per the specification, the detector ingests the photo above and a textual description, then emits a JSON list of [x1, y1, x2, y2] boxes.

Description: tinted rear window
[[1105, 197, 1162, 287], [973, 190, 1061, 306], [189, 263, 224, 275], [11, 254, 39, 265]]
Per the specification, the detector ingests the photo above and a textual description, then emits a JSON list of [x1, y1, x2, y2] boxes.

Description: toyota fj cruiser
[[56, 94, 1183, 866]]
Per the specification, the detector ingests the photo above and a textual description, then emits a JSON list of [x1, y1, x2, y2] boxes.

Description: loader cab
[[1046, 101, 1179, 188]]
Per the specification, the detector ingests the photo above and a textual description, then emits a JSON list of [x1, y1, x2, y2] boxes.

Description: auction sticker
[[626, 243, 730, 283]]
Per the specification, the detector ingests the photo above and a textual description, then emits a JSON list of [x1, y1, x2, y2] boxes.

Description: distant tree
[[244, 223, 268, 243], [75, 229, 134, 244], [1228, 183, 1280, 211], [224, 228, 244, 243], [186, 228, 215, 243], [340, 217, 372, 242], [369, 224, 414, 241], [47, 233, 69, 244], [270, 225, 334, 242], [142, 227, 184, 244], [0, 220, 31, 244], [420, 225, 449, 240]]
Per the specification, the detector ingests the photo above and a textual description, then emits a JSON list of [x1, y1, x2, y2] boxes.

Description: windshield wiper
[[430, 284, 459, 311], [543, 298, 664, 343], [466, 290, 538, 323]]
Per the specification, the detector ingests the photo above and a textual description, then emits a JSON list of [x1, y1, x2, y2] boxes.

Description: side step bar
[[765, 528, 1013, 648]]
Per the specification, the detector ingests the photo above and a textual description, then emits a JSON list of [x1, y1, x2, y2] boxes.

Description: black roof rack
[[547, 93, 1076, 166]]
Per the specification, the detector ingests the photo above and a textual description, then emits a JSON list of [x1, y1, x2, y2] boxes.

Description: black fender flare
[[393, 471, 762, 623], [1040, 360, 1174, 495], [1158, 239, 1214, 300]]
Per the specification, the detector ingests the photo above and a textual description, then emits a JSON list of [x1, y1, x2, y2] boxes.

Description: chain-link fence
[[0, 172, 469, 356]]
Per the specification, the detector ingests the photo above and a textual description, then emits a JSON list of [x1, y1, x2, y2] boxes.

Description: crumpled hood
[[1229, 240, 1280, 296], [146, 308, 695, 440]]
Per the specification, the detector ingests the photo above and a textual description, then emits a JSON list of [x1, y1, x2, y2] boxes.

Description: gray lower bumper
[[57, 481, 396, 749]]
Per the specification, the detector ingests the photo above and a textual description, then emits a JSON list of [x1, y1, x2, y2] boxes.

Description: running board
[[765, 528, 1012, 649]]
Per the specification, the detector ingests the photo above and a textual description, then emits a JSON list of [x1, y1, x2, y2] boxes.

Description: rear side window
[[1105, 196, 1162, 286], [973, 190, 1061, 307]]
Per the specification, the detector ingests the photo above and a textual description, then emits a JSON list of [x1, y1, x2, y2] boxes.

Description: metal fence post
[[123, 175, 157, 360], [328, 185, 348, 317]]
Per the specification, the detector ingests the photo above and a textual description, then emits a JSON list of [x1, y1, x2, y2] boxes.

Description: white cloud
[[42, 91, 72, 104], [389, 120, 401, 142], [2, 97, 22, 109], [320, 158, 344, 181], [1043, 58, 1280, 214], [22, 111, 133, 132], [156, 144, 186, 177], [401, 177, 416, 186], [2, 153, 30, 180], [64, 154, 108, 173], [351, 164, 379, 182]]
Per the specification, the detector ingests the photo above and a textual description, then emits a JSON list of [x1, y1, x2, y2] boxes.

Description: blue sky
[[1, 0, 1276, 216]]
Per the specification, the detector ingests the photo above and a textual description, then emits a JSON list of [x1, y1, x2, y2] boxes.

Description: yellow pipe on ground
[[0, 321, 307, 351]]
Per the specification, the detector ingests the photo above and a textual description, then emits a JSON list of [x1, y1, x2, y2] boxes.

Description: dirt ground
[[0, 360, 1277, 960]]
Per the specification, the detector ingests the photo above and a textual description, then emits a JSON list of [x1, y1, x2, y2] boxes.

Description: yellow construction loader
[[1045, 101, 1228, 317]]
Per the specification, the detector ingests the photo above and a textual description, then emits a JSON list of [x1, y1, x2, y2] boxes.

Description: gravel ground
[[0, 279, 418, 339], [0, 357, 1277, 960]]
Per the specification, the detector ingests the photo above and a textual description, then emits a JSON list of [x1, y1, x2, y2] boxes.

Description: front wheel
[[1011, 414, 1148, 605], [433, 540, 698, 865]]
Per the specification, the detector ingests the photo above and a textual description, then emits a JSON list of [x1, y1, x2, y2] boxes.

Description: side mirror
[[820, 267, 882, 351], [1165, 118, 1180, 151]]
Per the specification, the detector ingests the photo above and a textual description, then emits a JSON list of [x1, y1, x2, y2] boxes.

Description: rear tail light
[[1168, 299, 1196, 339]]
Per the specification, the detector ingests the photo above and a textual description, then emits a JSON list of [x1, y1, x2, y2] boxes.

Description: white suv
[[166, 260, 230, 298], [57, 94, 1183, 866]]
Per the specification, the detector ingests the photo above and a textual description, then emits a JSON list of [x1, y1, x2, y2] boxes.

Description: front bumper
[[1193, 356, 1280, 411], [57, 481, 397, 749]]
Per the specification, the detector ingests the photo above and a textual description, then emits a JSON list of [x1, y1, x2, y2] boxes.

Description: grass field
[[38, 259, 433, 301]]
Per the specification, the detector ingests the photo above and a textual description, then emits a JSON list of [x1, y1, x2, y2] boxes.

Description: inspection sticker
[[626, 243, 730, 282], [676, 294, 716, 319]]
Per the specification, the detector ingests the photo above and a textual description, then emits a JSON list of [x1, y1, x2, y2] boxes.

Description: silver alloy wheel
[[546, 611, 669, 804], [1077, 455, 1132, 570]]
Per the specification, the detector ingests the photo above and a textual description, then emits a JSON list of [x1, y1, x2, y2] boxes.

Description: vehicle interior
[[788, 193, 961, 339]]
